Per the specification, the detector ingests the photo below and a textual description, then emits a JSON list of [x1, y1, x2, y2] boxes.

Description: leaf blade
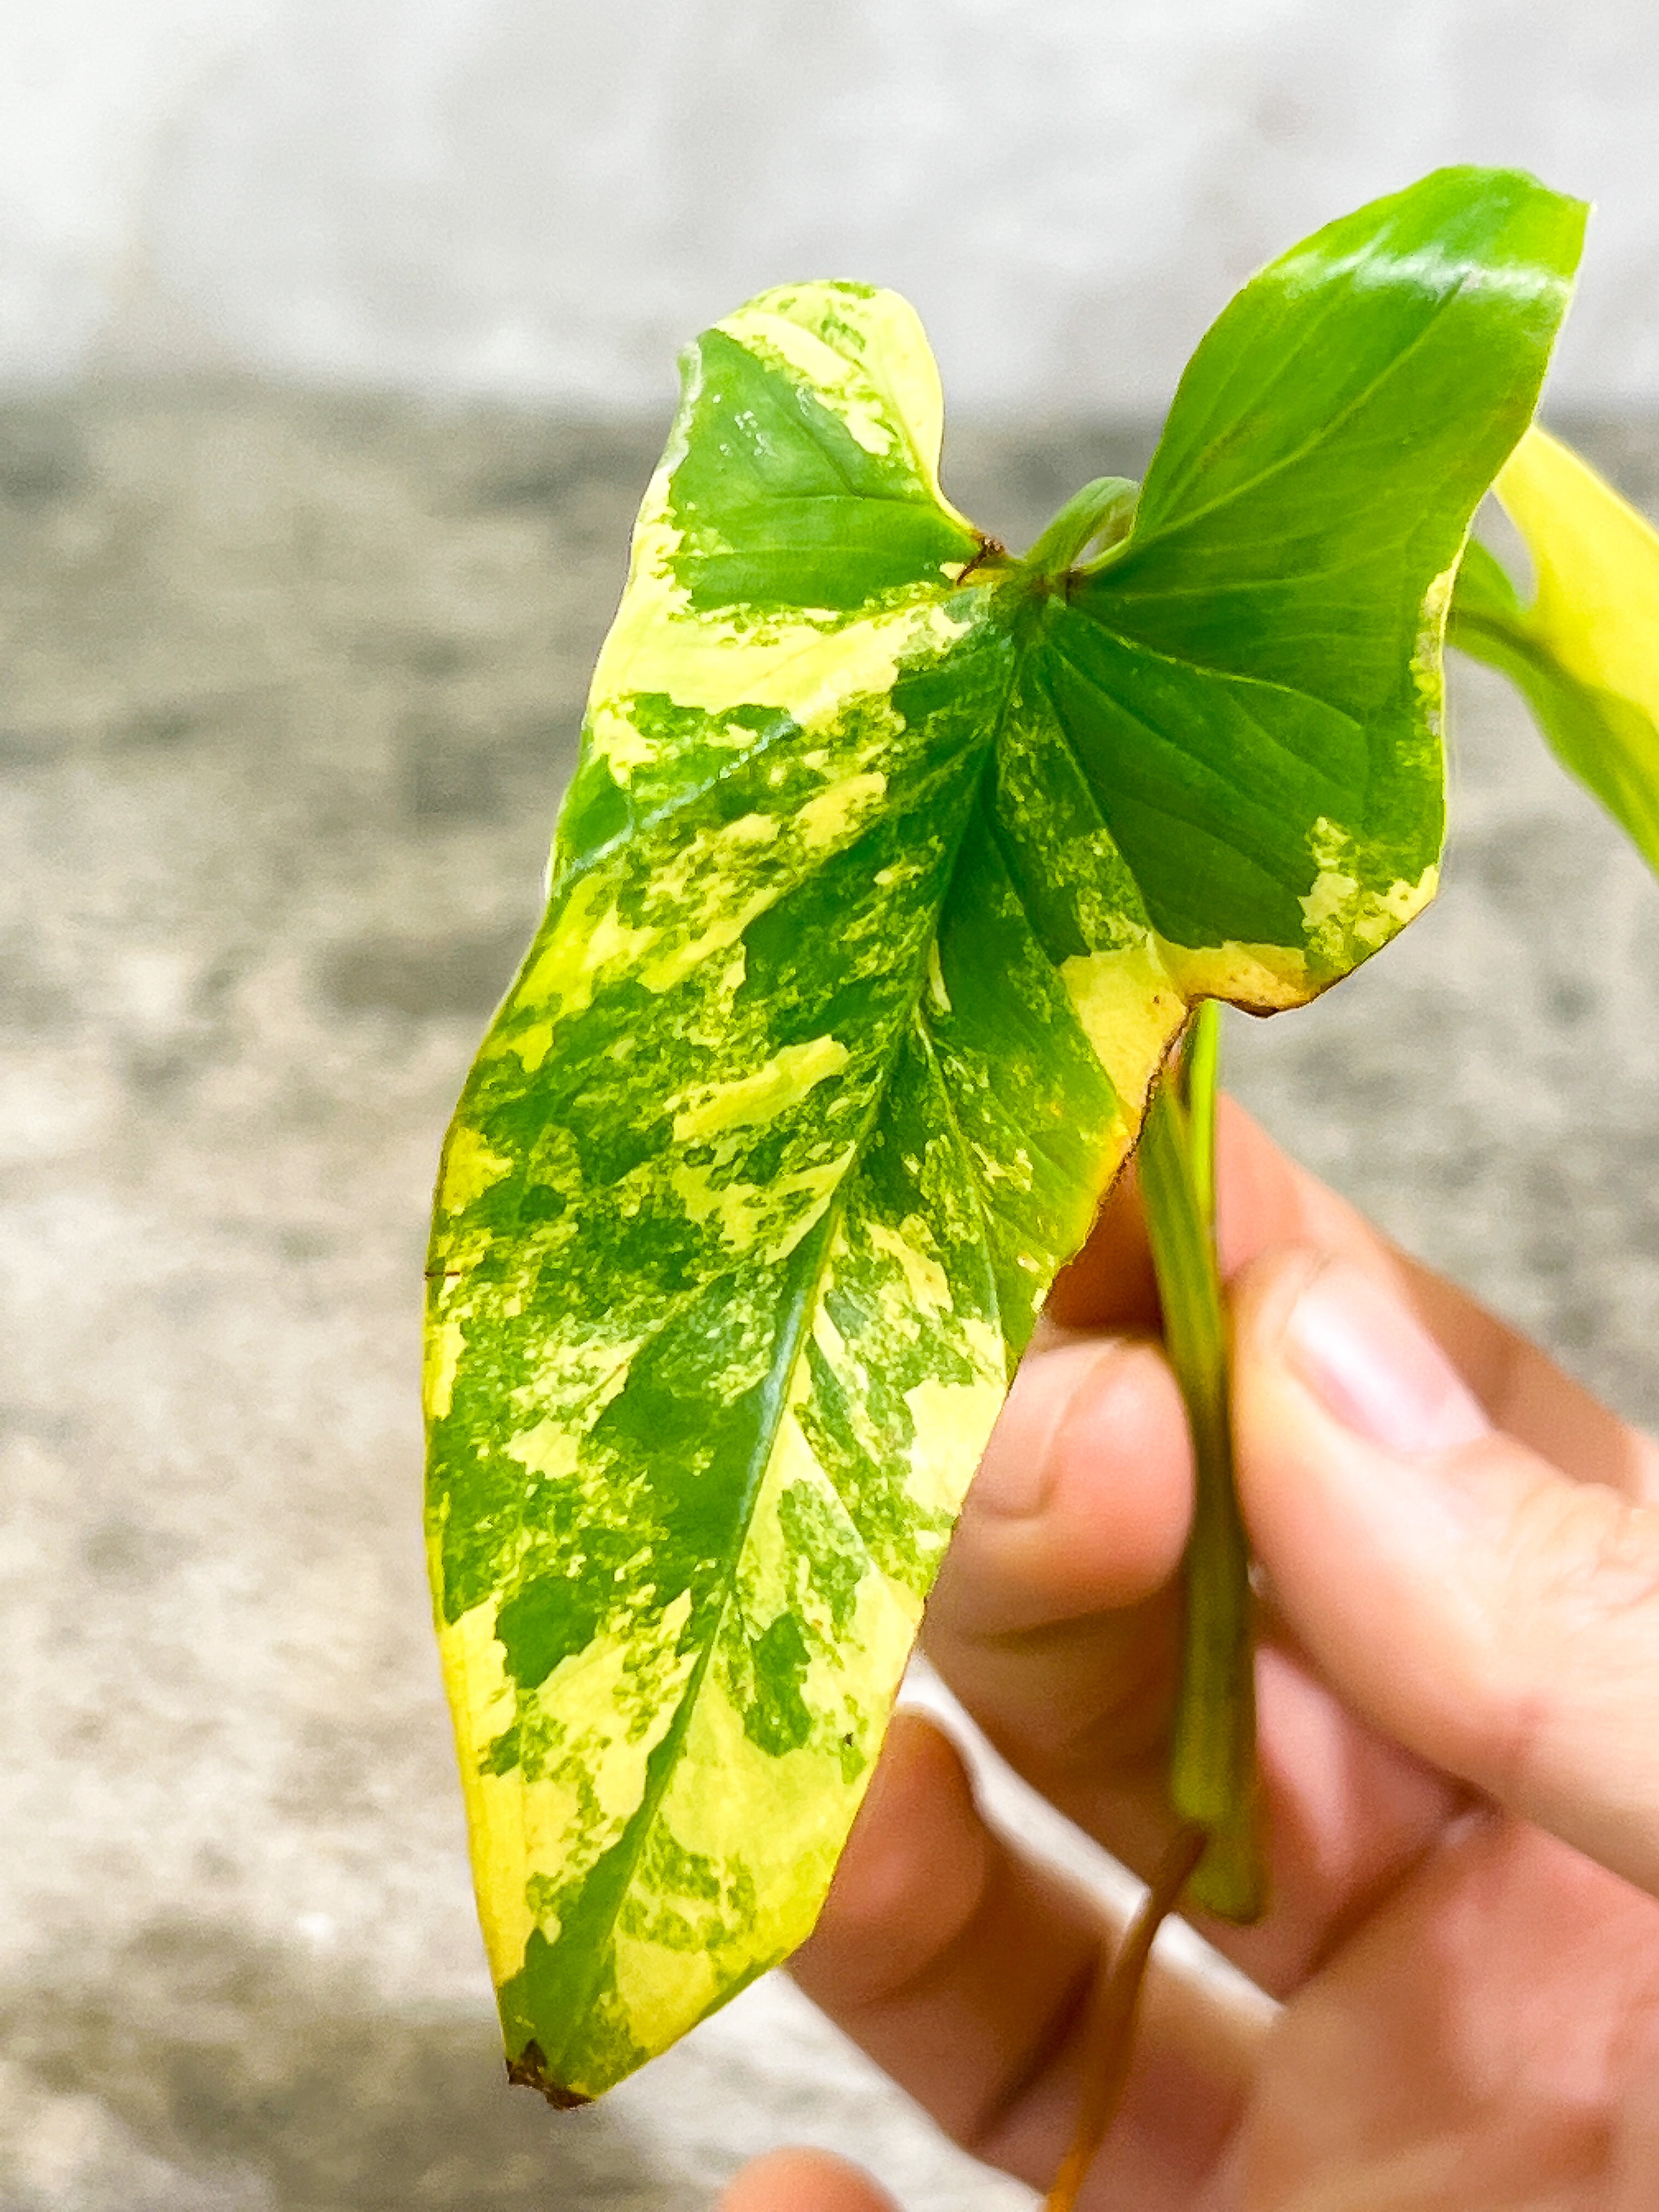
[[426, 177, 1585, 2094], [428, 284, 1046, 2096], [1066, 166, 1587, 994], [1452, 426, 1659, 879]]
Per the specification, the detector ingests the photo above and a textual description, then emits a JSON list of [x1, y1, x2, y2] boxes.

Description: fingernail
[[1285, 1262, 1491, 1454], [972, 1339, 1121, 1517]]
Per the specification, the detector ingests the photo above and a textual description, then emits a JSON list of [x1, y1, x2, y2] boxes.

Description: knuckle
[[1520, 1477, 1659, 1628], [1485, 1467, 1659, 1803]]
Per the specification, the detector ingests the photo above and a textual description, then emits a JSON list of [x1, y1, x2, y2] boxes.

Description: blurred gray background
[[12, 0, 1659, 410], [4, 7, 1659, 2211]]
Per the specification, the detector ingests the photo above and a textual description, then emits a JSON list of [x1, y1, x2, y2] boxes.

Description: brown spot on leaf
[[505, 2041, 591, 2109]]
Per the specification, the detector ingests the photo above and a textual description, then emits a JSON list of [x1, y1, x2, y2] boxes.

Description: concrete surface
[[2, 388, 1658, 2212], [10, 2, 1659, 409]]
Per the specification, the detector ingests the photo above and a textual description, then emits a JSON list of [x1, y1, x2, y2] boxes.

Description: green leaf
[[425, 173, 1583, 2101], [1451, 425, 1659, 878]]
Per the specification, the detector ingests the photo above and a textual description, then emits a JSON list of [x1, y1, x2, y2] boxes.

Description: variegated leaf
[[1452, 425, 1659, 878], [426, 168, 1583, 2101]]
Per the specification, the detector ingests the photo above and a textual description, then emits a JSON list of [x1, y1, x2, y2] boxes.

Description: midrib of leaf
[[910, 996, 1005, 1351], [544, 1199, 840, 2053]]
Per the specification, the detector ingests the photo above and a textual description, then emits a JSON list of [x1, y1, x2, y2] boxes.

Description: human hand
[[721, 1102, 1659, 2210]]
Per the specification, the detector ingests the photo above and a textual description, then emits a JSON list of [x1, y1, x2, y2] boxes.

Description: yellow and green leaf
[[425, 169, 1583, 2101], [1452, 426, 1659, 878]]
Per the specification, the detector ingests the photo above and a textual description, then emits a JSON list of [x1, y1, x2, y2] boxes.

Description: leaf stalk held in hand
[[1042, 1821, 1208, 2212], [1139, 1002, 1263, 1922]]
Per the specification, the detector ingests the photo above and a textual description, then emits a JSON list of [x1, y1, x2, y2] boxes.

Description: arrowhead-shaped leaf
[[1452, 425, 1659, 878], [425, 168, 1583, 2100]]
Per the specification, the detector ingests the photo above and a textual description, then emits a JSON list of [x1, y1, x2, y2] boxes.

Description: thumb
[[721, 2151, 896, 2212], [1232, 1248, 1659, 1900]]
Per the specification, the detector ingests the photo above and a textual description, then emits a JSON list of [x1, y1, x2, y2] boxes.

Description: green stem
[[1020, 477, 1138, 580], [1179, 994, 1220, 1229], [1138, 1003, 1263, 1922]]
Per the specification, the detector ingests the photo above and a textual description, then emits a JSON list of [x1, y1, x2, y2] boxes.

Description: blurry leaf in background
[[1452, 426, 1659, 880]]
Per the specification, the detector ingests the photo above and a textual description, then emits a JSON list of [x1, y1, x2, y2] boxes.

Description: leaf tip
[[505, 2040, 592, 2111]]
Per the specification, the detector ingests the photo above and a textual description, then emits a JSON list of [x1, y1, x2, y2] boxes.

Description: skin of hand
[[720, 1101, 1659, 2211]]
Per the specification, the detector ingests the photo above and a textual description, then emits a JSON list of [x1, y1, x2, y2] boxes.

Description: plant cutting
[[421, 161, 1659, 2188]]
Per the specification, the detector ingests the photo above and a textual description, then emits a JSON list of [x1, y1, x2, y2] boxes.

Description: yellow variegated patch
[[1453, 426, 1659, 878]]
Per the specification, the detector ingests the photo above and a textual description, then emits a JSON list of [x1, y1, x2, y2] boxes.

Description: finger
[[1244, 1816, 1659, 2203], [934, 1098, 1656, 1992], [924, 1332, 1192, 1890], [953, 1334, 1194, 1636], [791, 1711, 1261, 2207], [721, 2150, 895, 2212], [1235, 1246, 1659, 1899], [1052, 1098, 1659, 1500], [1042, 1094, 1348, 1332], [927, 1328, 1464, 1993]]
